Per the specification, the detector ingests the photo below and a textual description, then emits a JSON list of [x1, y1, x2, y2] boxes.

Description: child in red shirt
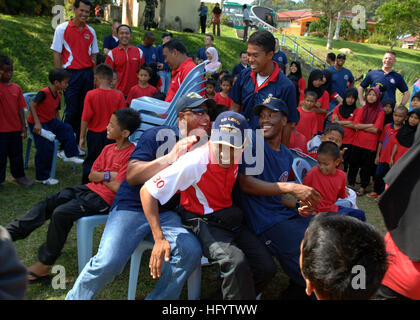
[[366, 106, 407, 198], [204, 78, 216, 99], [347, 87, 384, 196], [6, 108, 140, 282], [80, 64, 126, 184], [28, 69, 84, 185], [390, 109, 420, 167], [300, 141, 365, 221], [213, 76, 234, 110], [0, 54, 33, 186], [126, 65, 158, 106], [296, 90, 318, 142]]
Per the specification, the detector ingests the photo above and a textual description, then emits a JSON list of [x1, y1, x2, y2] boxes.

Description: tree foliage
[[0, 0, 55, 15]]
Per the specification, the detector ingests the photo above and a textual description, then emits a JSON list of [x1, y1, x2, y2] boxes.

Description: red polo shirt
[[352, 109, 385, 151], [379, 123, 400, 164], [0, 82, 26, 132], [165, 57, 196, 102], [27, 87, 61, 124], [51, 19, 99, 69], [213, 92, 233, 109], [81, 88, 126, 133], [105, 46, 145, 97]]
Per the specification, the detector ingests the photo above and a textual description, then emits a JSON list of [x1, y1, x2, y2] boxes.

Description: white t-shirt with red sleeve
[[145, 142, 238, 215]]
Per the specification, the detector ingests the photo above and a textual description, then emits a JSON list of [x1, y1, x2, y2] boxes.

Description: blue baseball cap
[[254, 96, 288, 116], [210, 111, 249, 149], [175, 92, 216, 114]]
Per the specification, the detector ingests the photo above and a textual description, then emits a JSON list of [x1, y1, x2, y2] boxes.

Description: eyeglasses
[[183, 108, 208, 117]]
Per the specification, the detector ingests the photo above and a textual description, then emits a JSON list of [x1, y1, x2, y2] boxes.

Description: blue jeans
[[337, 206, 366, 222], [157, 70, 171, 95], [65, 206, 202, 300]]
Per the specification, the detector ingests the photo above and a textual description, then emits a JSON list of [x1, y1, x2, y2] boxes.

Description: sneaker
[[63, 156, 84, 164], [13, 176, 34, 186], [57, 150, 66, 159], [77, 147, 86, 156], [36, 178, 59, 185]]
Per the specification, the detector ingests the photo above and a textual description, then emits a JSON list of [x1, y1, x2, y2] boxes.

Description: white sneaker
[[36, 178, 59, 185], [57, 150, 66, 159], [63, 156, 84, 164], [78, 147, 86, 156]]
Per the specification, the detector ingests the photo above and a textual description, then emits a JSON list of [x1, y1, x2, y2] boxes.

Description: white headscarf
[[205, 47, 221, 74]]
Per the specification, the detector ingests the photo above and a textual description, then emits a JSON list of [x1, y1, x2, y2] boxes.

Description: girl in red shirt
[[126, 65, 158, 106], [331, 88, 359, 172], [287, 61, 305, 105], [299, 69, 329, 134], [347, 87, 384, 196], [213, 76, 234, 110], [390, 109, 420, 167]]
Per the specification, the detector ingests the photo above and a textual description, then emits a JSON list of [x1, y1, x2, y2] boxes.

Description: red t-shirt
[[105, 46, 145, 97], [81, 88, 126, 132], [381, 232, 420, 300], [86, 143, 135, 205], [213, 92, 233, 109], [299, 90, 329, 133], [0, 82, 26, 132], [379, 123, 400, 164], [390, 135, 410, 164], [126, 84, 158, 106], [298, 77, 306, 93], [27, 87, 61, 124], [331, 106, 360, 145], [303, 166, 346, 213], [296, 107, 318, 142], [165, 57, 196, 102], [289, 130, 308, 154], [352, 109, 385, 151]]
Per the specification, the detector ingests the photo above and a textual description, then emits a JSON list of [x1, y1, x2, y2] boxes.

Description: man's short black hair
[[240, 51, 247, 57], [317, 141, 341, 160], [302, 212, 388, 300], [74, 0, 93, 8], [145, 31, 155, 39], [117, 24, 132, 34], [0, 54, 13, 68], [48, 68, 71, 84], [209, 104, 229, 122], [323, 123, 345, 139], [94, 63, 114, 81], [248, 30, 275, 54], [327, 52, 336, 62], [163, 39, 187, 54], [114, 108, 141, 135]]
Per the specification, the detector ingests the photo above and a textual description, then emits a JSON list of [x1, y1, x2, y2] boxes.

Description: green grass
[[0, 14, 390, 300]]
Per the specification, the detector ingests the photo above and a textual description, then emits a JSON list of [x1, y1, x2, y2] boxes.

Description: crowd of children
[[1, 14, 420, 300]]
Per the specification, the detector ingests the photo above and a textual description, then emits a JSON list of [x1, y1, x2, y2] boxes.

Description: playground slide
[[234, 6, 279, 38]]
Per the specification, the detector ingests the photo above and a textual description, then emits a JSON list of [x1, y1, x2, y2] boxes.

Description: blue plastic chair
[[23, 92, 74, 179], [75, 214, 203, 300], [129, 61, 207, 144], [292, 157, 312, 184]]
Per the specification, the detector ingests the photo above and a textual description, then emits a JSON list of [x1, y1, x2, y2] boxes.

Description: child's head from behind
[[408, 109, 420, 127], [411, 92, 420, 110], [137, 65, 152, 85], [107, 108, 141, 141], [220, 76, 233, 94], [393, 106, 408, 126], [382, 98, 395, 115], [49, 68, 71, 92], [0, 54, 13, 83], [302, 90, 317, 110], [321, 123, 344, 148], [206, 79, 216, 96], [316, 141, 341, 175], [94, 63, 114, 87], [300, 212, 388, 300]]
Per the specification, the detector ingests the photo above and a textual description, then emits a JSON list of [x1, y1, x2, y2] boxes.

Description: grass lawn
[[0, 13, 391, 300]]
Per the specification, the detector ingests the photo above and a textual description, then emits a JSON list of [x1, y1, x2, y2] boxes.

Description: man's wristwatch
[[104, 171, 111, 182]]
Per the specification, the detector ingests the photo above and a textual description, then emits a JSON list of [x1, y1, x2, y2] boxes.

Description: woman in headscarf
[[287, 61, 305, 105], [390, 109, 420, 167], [331, 87, 359, 172], [205, 46, 222, 75], [299, 69, 330, 134], [347, 87, 384, 196]]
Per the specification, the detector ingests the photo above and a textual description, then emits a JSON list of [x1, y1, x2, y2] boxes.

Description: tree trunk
[[326, 16, 334, 50], [333, 11, 343, 40], [158, 0, 166, 29]]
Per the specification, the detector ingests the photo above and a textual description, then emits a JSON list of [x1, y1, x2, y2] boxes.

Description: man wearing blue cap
[[140, 110, 277, 300], [66, 92, 214, 299], [237, 97, 322, 300]]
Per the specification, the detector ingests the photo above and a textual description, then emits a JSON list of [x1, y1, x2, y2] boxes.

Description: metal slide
[[232, 5, 279, 38]]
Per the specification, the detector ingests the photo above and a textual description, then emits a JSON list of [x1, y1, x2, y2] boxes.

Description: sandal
[[366, 192, 379, 199], [356, 188, 366, 196], [28, 271, 51, 283]]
